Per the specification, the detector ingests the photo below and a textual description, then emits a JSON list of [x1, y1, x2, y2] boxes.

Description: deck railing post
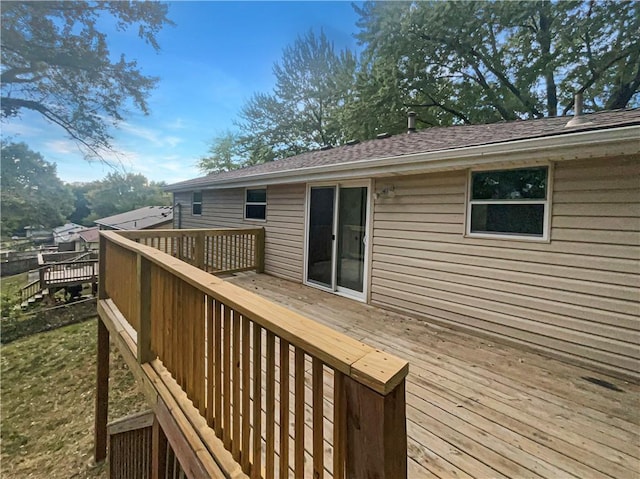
[[194, 230, 205, 270], [137, 253, 153, 363], [344, 377, 407, 479], [255, 228, 265, 273], [94, 318, 110, 463], [98, 233, 107, 300]]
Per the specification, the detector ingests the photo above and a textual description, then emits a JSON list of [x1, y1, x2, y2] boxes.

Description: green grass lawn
[[1, 272, 28, 294], [0, 319, 147, 478]]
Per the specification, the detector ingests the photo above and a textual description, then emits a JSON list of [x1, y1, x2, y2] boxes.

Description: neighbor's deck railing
[[118, 228, 265, 275], [39, 259, 98, 287], [21, 279, 40, 302], [98, 228, 408, 479]]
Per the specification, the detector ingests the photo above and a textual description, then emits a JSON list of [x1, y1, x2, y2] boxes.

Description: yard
[[0, 319, 146, 479]]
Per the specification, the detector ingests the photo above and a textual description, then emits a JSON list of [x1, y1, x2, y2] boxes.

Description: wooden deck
[[226, 272, 640, 479]]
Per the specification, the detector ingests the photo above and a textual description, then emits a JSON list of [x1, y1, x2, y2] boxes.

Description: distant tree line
[[199, 0, 639, 173], [1, 141, 171, 235]]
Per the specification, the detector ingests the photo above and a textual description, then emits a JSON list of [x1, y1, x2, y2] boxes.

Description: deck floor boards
[[227, 272, 640, 479]]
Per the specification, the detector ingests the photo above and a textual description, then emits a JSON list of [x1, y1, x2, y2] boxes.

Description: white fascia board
[[183, 125, 640, 191]]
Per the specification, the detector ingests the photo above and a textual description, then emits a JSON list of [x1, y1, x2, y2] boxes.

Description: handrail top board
[[117, 227, 264, 239], [101, 229, 408, 395]]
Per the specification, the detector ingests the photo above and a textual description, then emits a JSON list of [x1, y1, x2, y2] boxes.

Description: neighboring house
[[75, 226, 100, 252], [24, 226, 53, 244], [94, 206, 173, 231], [166, 109, 640, 379], [52, 222, 88, 251]]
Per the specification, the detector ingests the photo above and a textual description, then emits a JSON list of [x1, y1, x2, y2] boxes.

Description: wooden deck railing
[[118, 228, 265, 275], [97, 229, 409, 479], [39, 259, 98, 287], [39, 250, 98, 265], [21, 279, 40, 302]]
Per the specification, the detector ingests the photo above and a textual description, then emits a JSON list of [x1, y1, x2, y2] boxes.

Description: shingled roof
[[167, 108, 640, 192], [95, 206, 173, 230]]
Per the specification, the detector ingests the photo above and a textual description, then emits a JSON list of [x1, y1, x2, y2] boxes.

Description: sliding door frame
[[303, 179, 373, 303]]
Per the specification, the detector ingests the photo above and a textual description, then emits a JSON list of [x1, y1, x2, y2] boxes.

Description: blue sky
[[2, 1, 362, 184]]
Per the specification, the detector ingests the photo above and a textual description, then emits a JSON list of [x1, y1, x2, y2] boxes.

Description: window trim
[[464, 164, 552, 242], [244, 187, 267, 222], [192, 191, 202, 216]]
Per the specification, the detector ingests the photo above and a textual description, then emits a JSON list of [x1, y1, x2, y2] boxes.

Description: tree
[[198, 131, 243, 173], [234, 29, 357, 165], [0, 1, 173, 159], [0, 141, 74, 234], [83, 172, 171, 221], [353, 1, 640, 125], [68, 182, 93, 226]]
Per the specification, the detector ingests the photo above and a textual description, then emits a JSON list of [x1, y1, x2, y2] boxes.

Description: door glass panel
[[307, 187, 335, 287], [337, 187, 367, 293]]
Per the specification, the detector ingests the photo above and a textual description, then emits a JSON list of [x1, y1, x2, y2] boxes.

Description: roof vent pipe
[[407, 111, 417, 133], [565, 92, 592, 128]]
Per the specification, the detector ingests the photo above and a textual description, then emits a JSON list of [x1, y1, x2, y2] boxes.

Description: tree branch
[[1, 96, 115, 165]]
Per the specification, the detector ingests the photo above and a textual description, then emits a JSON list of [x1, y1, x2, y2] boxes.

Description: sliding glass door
[[307, 187, 335, 288], [306, 184, 369, 299]]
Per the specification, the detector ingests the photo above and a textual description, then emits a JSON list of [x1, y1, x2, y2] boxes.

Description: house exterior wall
[[370, 155, 640, 378], [174, 183, 305, 282]]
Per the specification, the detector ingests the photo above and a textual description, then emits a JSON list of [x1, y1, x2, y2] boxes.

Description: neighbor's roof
[[52, 222, 87, 243], [167, 108, 640, 192], [78, 226, 100, 243], [94, 206, 173, 230]]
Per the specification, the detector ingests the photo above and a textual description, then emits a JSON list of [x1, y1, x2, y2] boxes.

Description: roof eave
[[166, 125, 640, 192]]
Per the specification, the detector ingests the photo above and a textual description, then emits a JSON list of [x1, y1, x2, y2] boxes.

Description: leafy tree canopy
[[1, 1, 173, 159], [197, 131, 243, 173], [0, 141, 74, 234], [82, 172, 171, 222], [233, 29, 357, 165], [199, 0, 639, 175], [354, 0, 639, 125]]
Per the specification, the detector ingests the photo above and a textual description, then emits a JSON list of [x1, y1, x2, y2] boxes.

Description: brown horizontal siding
[[370, 157, 640, 378], [174, 185, 304, 281]]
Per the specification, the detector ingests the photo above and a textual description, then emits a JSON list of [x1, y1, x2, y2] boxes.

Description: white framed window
[[466, 165, 550, 240], [192, 191, 202, 216], [245, 188, 266, 221]]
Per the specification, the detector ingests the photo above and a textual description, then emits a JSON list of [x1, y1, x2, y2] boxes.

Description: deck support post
[[255, 228, 265, 273], [137, 254, 153, 363], [94, 317, 110, 463], [344, 377, 407, 479]]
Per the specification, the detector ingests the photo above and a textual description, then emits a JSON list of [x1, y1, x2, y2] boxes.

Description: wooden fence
[[97, 229, 408, 479]]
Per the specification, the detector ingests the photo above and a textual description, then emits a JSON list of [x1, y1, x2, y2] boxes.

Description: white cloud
[[1, 120, 45, 137], [43, 139, 80, 155], [117, 121, 185, 149]]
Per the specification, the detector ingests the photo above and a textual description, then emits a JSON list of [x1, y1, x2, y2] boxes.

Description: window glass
[[470, 204, 545, 236], [245, 188, 266, 220], [468, 166, 548, 238], [472, 167, 547, 200], [246, 189, 266, 203], [192, 191, 202, 215], [245, 204, 266, 220]]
